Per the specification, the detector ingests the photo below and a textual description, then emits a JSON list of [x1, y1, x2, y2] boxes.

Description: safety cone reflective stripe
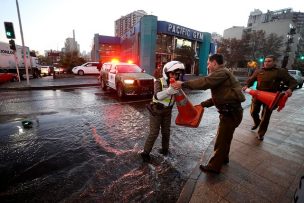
[[245, 88, 288, 111]]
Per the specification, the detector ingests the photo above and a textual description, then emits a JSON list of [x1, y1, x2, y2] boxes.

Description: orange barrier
[[170, 78, 204, 127], [245, 88, 288, 112]]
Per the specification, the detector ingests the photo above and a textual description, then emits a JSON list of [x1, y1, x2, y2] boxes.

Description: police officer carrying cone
[[172, 54, 245, 174], [242, 55, 297, 140], [140, 61, 185, 162]]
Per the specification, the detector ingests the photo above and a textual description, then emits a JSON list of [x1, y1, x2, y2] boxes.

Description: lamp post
[[282, 24, 296, 69], [16, 0, 30, 85]]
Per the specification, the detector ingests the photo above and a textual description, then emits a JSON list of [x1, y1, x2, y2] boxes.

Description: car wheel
[[100, 78, 107, 90], [299, 83, 303, 88], [78, 70, 84, 76], [117, 83, 125, 98]]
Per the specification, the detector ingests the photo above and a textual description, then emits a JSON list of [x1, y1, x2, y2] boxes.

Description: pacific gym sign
[[157, 21, 204, 42]]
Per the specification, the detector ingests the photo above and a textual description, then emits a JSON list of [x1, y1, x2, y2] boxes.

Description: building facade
[[64, 38, 79, 53], [115, 10, 147, 37], [93, 15, 213, 76], [223, 8, 304, 69], [223, 26, 245, 40]]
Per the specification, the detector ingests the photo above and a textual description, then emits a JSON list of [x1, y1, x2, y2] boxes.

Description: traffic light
[[258, 57, 264, 63], [300, 55, 304, 61], [9, 39, 16, 51], [4, 22, 15, 39]]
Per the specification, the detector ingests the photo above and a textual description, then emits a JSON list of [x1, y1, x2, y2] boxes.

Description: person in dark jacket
[[242, 55, 297, 140], [172, 54, 245, 174]]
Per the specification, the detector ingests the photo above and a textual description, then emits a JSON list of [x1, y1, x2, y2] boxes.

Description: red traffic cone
[[244, 88, 288, 111], [277, 94, 289, 112], [170, 78, 204, 128]]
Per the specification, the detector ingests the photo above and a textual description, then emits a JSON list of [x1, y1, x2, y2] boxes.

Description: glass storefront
[[155, 34, 173, 67], [156, 33, 198, 74]]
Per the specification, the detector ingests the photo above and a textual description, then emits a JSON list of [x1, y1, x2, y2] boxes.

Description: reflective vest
[[153, 77, 175, 107]]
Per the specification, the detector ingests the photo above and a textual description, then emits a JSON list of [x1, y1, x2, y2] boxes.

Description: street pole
[[16, 0, 29, 85], [13, 51, 21, 82]]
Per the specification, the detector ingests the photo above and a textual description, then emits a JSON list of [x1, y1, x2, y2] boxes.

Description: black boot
[[158, 149, 168, 156], [140, 151, 151, 162]]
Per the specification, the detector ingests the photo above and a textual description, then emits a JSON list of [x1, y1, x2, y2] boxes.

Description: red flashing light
[[127, 60, 133, 64], [111, 58, 119, 63]]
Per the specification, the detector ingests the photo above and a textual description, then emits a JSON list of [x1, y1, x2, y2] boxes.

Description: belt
[[216, 103, 242, 113], [153, 102, 173, 110]]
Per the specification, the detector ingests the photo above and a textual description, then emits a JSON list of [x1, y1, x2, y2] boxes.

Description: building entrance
[[156, 53, 171, 68]]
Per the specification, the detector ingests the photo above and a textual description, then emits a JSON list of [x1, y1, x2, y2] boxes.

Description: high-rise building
[[64, 30, 80, 53], [114, 10, 147, 37]]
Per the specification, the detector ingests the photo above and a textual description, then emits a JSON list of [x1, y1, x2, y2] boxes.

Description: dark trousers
[[250, 99, 273, 137], [207, 109, 243, 171], [143, 107, 172, 154]]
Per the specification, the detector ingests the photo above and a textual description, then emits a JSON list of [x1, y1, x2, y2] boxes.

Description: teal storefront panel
[[199, 32, 211, 76], [139, 15, 157, 75]]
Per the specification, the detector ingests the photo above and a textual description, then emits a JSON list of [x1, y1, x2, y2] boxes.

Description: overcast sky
[[0, 0, 303, 55]]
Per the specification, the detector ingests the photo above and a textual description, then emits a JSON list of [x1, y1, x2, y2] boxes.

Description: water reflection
[[0, 88, 251, 202]]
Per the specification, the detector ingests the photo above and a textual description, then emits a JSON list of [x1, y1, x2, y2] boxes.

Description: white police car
[[99, 61, 154, 98]]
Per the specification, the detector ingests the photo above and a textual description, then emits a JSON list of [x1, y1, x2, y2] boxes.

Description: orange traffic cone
[[170, 78, 204, 128], [244, 88, 288, 112], [276, 94, 289, 112]]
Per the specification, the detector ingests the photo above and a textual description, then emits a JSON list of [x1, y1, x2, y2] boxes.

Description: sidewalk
[[0, 75, 100, 91], [178, 88, 304, 203]]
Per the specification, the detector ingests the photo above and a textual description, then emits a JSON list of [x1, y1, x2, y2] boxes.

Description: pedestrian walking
[[140, 61, 185, 162], [242, 55, 297, 140], [172, 54, 245, 174]]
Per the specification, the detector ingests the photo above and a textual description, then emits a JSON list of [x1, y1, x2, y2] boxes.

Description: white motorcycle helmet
[[162, 61, 185, 81]]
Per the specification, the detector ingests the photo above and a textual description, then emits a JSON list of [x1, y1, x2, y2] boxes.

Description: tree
[[263, 33, 284, 57], [59, 51, 86, 72], [217, 30, 284, 68], [217, 38, 248, 69]]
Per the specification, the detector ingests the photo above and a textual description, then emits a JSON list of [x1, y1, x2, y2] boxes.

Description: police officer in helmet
[[141, 61, 185, 162]]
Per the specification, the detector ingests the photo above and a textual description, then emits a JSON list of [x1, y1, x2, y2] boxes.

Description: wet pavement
[[1, 75, 303, 202], [0, 75, 100, 90], [0, 74, 218, 202]]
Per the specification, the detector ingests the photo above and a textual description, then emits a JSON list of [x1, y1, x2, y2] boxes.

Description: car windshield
[[117, 64, 142, 73]]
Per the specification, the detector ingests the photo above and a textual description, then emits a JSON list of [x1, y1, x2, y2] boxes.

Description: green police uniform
[[143, 77, 175, 155], [182, 66, 245, 172], [245, 67, 297, 138]]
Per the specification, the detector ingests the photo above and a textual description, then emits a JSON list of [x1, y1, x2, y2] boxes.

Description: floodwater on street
[[0, 87, 251, 202]]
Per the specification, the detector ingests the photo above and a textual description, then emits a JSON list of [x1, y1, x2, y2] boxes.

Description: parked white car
[[72, 62, 100, 75]]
